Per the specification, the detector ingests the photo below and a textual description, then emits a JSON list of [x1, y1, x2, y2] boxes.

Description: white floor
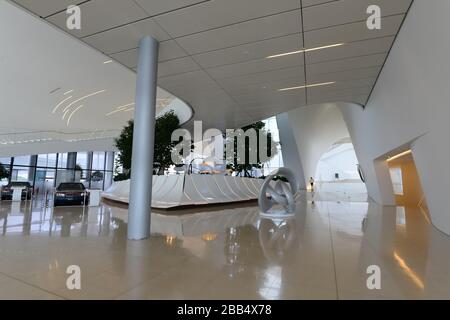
[[0, 188, 449, 299]]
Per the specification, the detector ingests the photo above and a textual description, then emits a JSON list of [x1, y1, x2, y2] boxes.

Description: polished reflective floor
[[0, 189, 449, 300]]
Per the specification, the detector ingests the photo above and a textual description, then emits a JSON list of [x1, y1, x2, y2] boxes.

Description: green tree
[[114, 111, 180, 179], [0, 162, 9, 180], [225, 121, 278, 177]]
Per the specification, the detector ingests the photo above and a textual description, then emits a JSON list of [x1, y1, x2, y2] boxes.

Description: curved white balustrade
[[102, 175, 265, 209]]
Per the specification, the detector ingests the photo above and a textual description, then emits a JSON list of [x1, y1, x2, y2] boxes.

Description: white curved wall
[[335, 1, 450, 235], [284, 103, 352, 186]]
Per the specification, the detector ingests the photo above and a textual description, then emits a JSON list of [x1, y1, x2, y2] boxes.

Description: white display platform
[[101, 175, 265, 209], [88, 189, 101, 206], [12, 188, 24, 202]]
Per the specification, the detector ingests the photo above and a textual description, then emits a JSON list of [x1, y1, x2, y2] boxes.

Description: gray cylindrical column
[[67, 152, 77, 182], [128, 36, 159, 240]]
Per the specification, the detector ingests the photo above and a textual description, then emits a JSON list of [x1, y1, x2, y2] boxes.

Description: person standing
[[309, 177, 315, 191]]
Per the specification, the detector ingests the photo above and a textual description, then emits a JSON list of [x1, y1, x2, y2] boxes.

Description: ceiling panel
[[307, 66, 381, 83], [82, 17, 170, 54], [154, 0, 300, 38], [158, 56, 201, 78], [46, 0, 148, 38], [308, 85, 373, 100], [217, 66, 306, 88], [308, 94, 368, 105], [175, 10, 302, 55], [306, 36, 394, 64], [301, 0, 339, 8], [134, 0, 207, 16], [191, 33, 302, 69], [110, 40, 187, 68], [304, 14, 404, 48], [13, 0, 77, 17], [316, 77, 377, 90], [234, 90, 307, 106], [223, 75, 306, 97], [206, 54, 304, 80], [303, 0, 412, 31], [307, 53, 387, 76]]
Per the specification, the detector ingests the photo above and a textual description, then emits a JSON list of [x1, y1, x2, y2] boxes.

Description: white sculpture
[[258, 167, 298, 217]]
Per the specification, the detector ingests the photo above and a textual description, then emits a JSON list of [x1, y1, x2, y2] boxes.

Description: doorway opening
[[386, 150, 430, 219], [314, 137, 367, 201]]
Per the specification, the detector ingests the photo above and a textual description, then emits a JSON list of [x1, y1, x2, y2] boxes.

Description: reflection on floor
[[0, 190, 449, 300]]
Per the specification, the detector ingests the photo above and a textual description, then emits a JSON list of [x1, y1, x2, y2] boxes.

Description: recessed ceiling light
[[278, 81, 336, 91], [66, 104, 85, 126], [106, 102, 135, 116], [49, 87, 61, 94], [103, 60, 113, 64], [386, 150, 412, 162], [62, 90, 106, 114], [52, 96, 73, 114], [266, 43, 345, 59]]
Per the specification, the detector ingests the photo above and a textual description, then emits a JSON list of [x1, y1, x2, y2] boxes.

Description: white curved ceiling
[[0, 0, 192, 157], [11, 0, 412, 131]]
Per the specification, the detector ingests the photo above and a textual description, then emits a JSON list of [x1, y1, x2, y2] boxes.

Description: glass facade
[[0, 152, 115, 193], [259, 116, 284, 177]]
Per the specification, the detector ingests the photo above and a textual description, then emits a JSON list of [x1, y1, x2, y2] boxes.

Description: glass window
[[105, 152, 114, 172], [0, 157, 11, 165], [76, 152, 89, 170], [37, 154, 57, 167], [0, 163, 9, 186], [389, 167, 403, 195], [58, 153, 68, 168], [80, 170, 90, 189], [92, 152, 105, 170], [13, 155, 32, 166], [90, 170, 104, 190], [11, 166, 31, 182], [56, 169, 74, 186], [104, 171, 113, 190]]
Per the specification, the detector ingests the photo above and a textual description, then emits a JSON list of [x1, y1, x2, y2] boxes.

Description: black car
[[1, 181, 33, 200], [54, 182, 89, 207]]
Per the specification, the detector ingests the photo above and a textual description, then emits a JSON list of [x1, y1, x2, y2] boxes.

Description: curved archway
[[314, 137, 367, 197]]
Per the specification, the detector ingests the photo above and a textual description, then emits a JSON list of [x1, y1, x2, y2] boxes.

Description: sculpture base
[[102, 175, 264, 209], [259, 210, 295, 219]]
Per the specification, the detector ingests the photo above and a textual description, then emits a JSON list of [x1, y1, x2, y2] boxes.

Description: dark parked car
[[1, 181, 33, 200], [54, 182, 89, 207]]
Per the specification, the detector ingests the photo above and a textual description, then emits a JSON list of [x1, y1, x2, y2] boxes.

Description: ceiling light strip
[[278, 81, 336, 92], [52, 96, 73, 114], [386, 150, 412, 162], [266, 43, 345, 59], [66, 105, 85, 127], [106, 103, 135, 116], [62, 89, 106, 114]]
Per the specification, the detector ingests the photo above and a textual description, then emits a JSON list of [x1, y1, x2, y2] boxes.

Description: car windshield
[[9, 182, 30, 187], [57, 183, 85, 191]]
